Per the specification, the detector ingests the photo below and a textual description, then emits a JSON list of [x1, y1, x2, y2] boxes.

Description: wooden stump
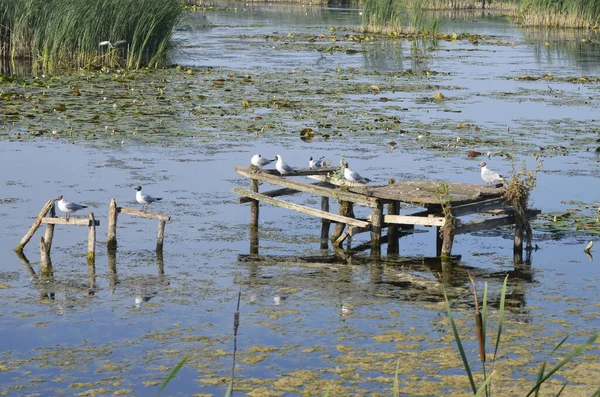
[[250, 178, 259, 228], [440, 220, 455, 259], [43, 203, 56, 252], [320, 197, 330, 249], [107, 198, 118, 251], [156, 220, 166, 253], [39, 236, 53, 278], [250, 225, 259, 255], [370, 202, 383, 256], [387, 201, 399, 255], [331, 201, 354, 247], [157, 250, 165, 275], [87, 213, 96, 265]]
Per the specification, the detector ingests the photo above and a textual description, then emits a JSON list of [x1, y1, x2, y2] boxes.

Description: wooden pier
[[233, 166, 540, 259]]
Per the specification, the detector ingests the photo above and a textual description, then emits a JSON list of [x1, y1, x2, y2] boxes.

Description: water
[[1, 4, 599, 396]]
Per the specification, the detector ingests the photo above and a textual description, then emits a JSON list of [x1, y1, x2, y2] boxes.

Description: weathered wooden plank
[[256, 167, 338, 177], [42, 217, 100, 226], [235, 166, 378, 207], [118, 207, 171, 221], [384, 214, 446, 227], [15, 199, 54, 251], [307, 174, 385, 190], [232, 187, 370, 228]]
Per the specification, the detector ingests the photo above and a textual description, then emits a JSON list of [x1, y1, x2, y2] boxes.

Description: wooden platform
[[233, 166, 540, 259]]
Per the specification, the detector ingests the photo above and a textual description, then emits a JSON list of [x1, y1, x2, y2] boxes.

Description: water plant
[[519, 0, 600, 28], [0, 0, 183, 73], [444, 274, 600, 396]]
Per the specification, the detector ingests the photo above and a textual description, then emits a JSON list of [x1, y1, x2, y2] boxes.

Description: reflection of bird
[[135, 186, 162, 211], [135, 295, 154, 310], [309, 156, 325, 169], [275, 155, 296, 177], [251, 154, 275, 169], [56, 195, 88, 220], [480, 162, 504, 186], [344, 162, 371, 184], [273, 295, 286, 305]]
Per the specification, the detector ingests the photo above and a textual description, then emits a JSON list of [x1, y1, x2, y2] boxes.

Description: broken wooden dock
[[232, 166, 540, 259]]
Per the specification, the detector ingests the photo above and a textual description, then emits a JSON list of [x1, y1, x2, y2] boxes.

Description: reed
[[1, 0, 182, 73], [519, 0, 600, 28]]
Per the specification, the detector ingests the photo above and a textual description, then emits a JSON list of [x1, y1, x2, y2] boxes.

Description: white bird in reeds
[[480, 162, 504, 186], [584, 240, 594, 253], [251, 154, 275, 170], [135, 186, 162, 212], [344, 162, 371, 184], [56, 195, 88, 220], [275, 154, 296, 177], [99, 40, 127, 49], [309, 156, 326, 169]]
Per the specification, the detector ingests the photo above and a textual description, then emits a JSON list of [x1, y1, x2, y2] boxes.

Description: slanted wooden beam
[[232, 188, 370, 228], [15, 199, 54, 252], [384, 214, 446, 227], [235, 166, 378, 207]]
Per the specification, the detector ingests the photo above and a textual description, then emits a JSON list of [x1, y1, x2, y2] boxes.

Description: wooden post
[[436, 227, 443, 256], [320, 196, 330, 250], [39, 236, 53, 278], [87, 213, 96, 265], [370, 201, 383, 256], [157, 250, 165, 275], [250, 224, 259, 255], [15, 199, 54, 252], [43, 203, 56, 252], [331, 201, 354, 247], [440, 219, 455, 258], [156, 220, 166, 252], [387, 201, 399, 255], [107, 198, 118, 251], [250, 178, 259, 228]]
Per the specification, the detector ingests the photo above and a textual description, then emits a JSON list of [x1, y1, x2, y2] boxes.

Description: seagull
[[251, 154, 275, 169], [480, 162, 504, 186], [275, 154, 296, 177], [56, 195, 88, 220], [135, 186, 162, 211], [309, 156, 326, 169], [344, 162, 371, 184]]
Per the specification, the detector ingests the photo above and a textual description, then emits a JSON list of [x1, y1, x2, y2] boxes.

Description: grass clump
[[0, 0, 183, 73], [519, 0, 600, 28]]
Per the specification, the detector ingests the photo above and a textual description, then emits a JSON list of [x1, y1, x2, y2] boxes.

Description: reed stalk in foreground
[[443, 275, 600, 396]]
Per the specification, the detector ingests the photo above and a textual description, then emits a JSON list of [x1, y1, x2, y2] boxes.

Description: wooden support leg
[[331, 201, 354, 247], [39, 236, 53, 278], [156, 220, 166, 253], [370, 202, 383, 257], [387, 201, 399, 255], [157, 250, 165, 275], [107, 198, 118, 251], [320, 196, 330, 249], [440, 219, 455, 259], [43, 203, 56, 252], [250, 178, 259, 228], [87, 213, 96, 265]]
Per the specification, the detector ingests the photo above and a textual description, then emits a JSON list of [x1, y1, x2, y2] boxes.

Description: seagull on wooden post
[[479, 162, 504, 187], [309, 156, 326, 169], [251, 154, 275, 170], [56, 195, 88, 220], [135, 186, 162, 212], [275, 154, 297, 177], [343, 162, 371, 184]]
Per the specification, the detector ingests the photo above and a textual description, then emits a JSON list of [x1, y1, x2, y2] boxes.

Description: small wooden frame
[[15, 199, 99, 267], [107, 198, 171, 253]]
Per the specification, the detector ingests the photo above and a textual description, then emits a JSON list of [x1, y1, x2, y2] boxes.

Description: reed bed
[[0, 0, 182, 73], [519, 0, 600, 28]]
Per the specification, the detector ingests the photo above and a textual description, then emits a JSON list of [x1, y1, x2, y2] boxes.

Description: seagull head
[[479, 162, 487, 167], [135, 186, 142, 191], [309, 156, 313, 161], [344, 162, 349, 168], [55, 195, 63, 201], [275, 154, 281, 160]]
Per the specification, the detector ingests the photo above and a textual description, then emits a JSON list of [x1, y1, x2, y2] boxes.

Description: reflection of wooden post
[[331, 201, 354, 247], [320, 197, 330, 250], [156, 220, 166, 252], [43, 203, 56, 251], [87, 213, 96, 265], [250, 178, 259, 228], [436, 227, 443, 256], [514, 222, 523, 264], [15, 199, 54, 252], [370, 201, 383, 256], [108, 248, 117, 295], [39, 236, 53, 277], [107, 198, 118, 251], [387, 201, 399, 255]]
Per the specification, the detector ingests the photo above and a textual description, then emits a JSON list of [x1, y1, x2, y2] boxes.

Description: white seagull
[[344, 162, 371, 184], [480, 162, 504, 186], [251, 154, 275, 170], [135, 186, 162, 211], [309, 156, 326, 169], [56, 195, 88, 220], [275, 154, 296, 177]]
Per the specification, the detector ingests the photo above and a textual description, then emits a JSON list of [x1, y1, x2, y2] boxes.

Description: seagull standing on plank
[[309, 156, 326, 169], [275, 155, 297, 177], [56, 195, 88, 220], [135, 186, 162, 212], [251, 154, 275, 170], [480, 162, 504, 186], [344, 162, 371, 184]]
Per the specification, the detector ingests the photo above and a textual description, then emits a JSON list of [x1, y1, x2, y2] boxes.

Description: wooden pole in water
[[107, 198, 118, 251], [87, 213, 96, 265], [441, 219, 455, 258], [331, 201, 354, 247], [250, 178, 259, 228], [320, 196, 330, 249], [387, 179, 399, 255], [43, 203, 56, 252], [156, 220, 166, 252], [39, 236, 53, 278], [370, 201, 383, 256], [108, 248, 117, 295], [436, 227, 443, 257], [15, 199, 54, 252]]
